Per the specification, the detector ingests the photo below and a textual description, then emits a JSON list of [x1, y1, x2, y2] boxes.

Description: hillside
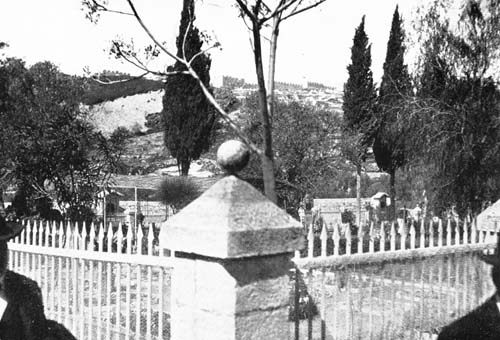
[[80, 75, 164, 105], [118, 132, 220, 177], [85, 90, 163, 136]]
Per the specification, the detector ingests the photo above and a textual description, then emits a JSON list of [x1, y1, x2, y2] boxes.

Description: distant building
[[313, 197, 371, 227]]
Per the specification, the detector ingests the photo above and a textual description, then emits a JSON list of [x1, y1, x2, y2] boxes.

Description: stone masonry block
[[235, 307, 290, 340]]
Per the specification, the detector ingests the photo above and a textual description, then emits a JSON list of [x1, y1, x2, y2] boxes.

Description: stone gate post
[[160, 175, 303, 340]]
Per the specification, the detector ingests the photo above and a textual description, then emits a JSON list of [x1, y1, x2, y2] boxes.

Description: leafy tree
[[342, 16, 377, 226], [409, 0, 500, 215], [373, 5, 412, 219], [0, 59, 126, 220], [240, 93, 338, 212], [162, 0, 216, 176]]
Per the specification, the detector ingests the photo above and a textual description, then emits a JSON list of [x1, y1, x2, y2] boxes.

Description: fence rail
[[295, 217, 494, 260], [8, 219, 173, 340]]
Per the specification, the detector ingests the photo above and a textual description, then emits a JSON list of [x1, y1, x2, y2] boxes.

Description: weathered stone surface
[[235, 307, 289, 340], [160, 175, 304, 258], [170, 255, 292, 340]]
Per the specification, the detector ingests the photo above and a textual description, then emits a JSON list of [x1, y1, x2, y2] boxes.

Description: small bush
[[157, 176, 202, 211]]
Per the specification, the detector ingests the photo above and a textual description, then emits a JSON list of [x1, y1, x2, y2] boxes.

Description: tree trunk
[[267, 16, 280, 119], [356, 164, 362, 228], [179, 159, 190, 176], [389, 169, 396, 221], [251, 16, 277, 203]]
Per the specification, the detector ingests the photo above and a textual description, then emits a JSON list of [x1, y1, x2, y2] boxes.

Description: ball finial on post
[[217, 140, 250, 175]]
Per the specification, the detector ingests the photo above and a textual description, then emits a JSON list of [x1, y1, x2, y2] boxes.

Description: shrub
[[157, 176, 202, 211]]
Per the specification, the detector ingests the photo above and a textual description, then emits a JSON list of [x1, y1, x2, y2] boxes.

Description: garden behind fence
[[7, 217, 498, 340]]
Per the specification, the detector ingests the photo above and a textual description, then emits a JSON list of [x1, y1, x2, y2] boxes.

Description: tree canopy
[[408, 0, 500, 214], [341, 15, 378, 226], [162, 0, 216, 176], [0, 58, 125, 220], [373, 6, 412, 218]]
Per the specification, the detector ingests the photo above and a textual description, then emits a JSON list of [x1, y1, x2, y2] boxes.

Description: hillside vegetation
[[78, 74, 164, 105]]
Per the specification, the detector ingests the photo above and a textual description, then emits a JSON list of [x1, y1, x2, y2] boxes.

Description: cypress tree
[[373, 5, 412, 219], [163, 0, 216, 175], [342, 16, 377, 226], [342, 15, 377, 137]]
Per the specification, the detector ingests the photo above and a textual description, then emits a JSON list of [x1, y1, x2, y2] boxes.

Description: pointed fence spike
[[116, 223, 124, 254], [446, 218, 452, 246], [420, 218, 426, 249], [454, 219, 460, 245], [147, 223, 154, 256], [390, 222, 396, 251], [89, 222, 96, 251], [66, 221, 74, 250], [333, 223, 340, 256], [380, 222, 386, 252], [52, 221, 59, 247], [44, 221, 50, 247], [346, 223, 352, 255], [125, 221, 133, 254], [97, 222, 105, 252], [35, 220, 41, 246], [58, 221, 64, 248], [357, 225, 364, 254], [26, 220, 32, 245], [369, 222, 375, 253], [401, 220, 407, 251], [137, 222, 144, 255], [81, 221, 88, 250], [74, 221, 81, 249], [320, 222, 328, 258], [471, 217, 478, 244], [438, 219, 443, 247], [107, 222, 113, 253], [428, 219, 434, 248], [307, 221, 314, 258], [410, 220, 416, 249], [463, 218, 469, 245], [31, 220, 37, 245]]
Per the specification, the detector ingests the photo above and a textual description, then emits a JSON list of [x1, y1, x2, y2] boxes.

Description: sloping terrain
[[85, 90, 163, 136], [119, 132, 220, 177]]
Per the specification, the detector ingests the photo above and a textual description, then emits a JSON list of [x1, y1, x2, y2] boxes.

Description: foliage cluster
[[404, 0, 500, 215], [157, 176, 202, 211], [0, 58, 127, 221], [79, 72, 164, 106], [162, 0, 216, 176]]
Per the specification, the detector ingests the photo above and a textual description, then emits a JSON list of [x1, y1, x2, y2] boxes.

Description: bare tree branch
[[235, 0, 256, 20], [281, 0, 326, 21], [188, 43, 220, 66], [124, 0, 184, 64], [91, 72, 151, 84], [86, 0, 134, 16], [182, 8, 193, 60]]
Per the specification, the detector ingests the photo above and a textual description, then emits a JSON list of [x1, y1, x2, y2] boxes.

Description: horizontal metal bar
[[293, 242, 496, 269], [8, 243, 175, 268]]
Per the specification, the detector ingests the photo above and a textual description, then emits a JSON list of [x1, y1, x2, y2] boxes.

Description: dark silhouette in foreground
[[0, 215, 76, 340]]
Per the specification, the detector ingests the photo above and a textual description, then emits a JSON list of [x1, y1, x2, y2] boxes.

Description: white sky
[[0, 0, 424, 88]]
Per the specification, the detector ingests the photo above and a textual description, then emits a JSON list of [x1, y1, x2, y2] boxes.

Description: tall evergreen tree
[[342, 15, 377, 226], [163, 0, 216, 176], [373, 5, 412, 219]]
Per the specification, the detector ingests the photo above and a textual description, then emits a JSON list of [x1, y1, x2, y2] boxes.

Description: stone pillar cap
[[160, 176, 303, 259]]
